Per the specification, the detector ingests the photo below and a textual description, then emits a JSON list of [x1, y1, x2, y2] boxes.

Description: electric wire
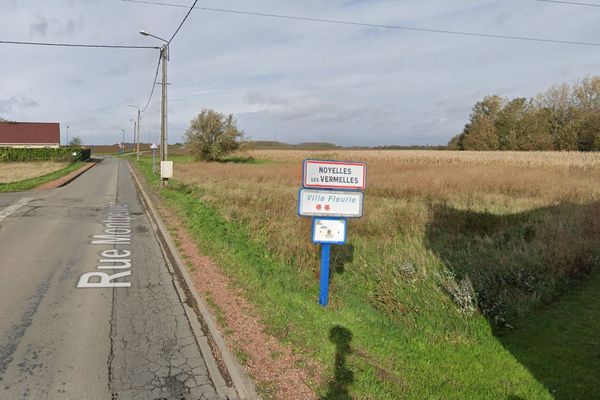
[[0, 39, 160, 49], [534, 0, 600, 7], [140, 52, 162, 113], [168, 0, 200, 44], [121, 0, 600, 47]]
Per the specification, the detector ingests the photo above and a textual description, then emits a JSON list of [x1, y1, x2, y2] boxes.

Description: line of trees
[[449, 76, 600, 151]]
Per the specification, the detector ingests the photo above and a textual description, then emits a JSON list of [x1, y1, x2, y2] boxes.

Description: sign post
[[319, 244, 331, 306], [150, 142, 158, 174], [298, 160, 366, 307]]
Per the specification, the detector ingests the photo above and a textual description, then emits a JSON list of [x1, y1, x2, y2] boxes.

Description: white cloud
[[1, 0, 599, 145]]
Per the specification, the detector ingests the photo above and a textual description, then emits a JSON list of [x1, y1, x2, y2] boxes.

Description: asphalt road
[[0, 158, 223, 400]]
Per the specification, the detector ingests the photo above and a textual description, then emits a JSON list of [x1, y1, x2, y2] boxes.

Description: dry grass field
[[0, 161, 70, 183], [137, 149, 600, 399], [176, 150, 600, 304]]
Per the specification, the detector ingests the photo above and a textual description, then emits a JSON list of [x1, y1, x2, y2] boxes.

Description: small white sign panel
[[160, 161, 173, 179], [313, 218, 346, 244], [150, 143, 158, 150], [303, 160, 366, 190], [298, 189, 363, 218]]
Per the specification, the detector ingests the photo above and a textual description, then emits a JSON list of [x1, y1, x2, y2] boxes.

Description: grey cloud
[[29, 14, 83, 37], [29, 16, 48, 36], [53, 16, 84, 36], [67, 78, 84, 86], [63, 19, 77, 35], [491, 10, 512, 28], [246, 91, 289, 106], [0, 96, 39, 114], [106, 64, 130, 76], [4, 0, 600, 146], [246, 91, 383, 123], [257, 100, 376, 123]]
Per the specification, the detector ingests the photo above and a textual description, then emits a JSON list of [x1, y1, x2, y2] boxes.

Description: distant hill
[[243, 140, 338, 150], [243, 140, 447, 150]]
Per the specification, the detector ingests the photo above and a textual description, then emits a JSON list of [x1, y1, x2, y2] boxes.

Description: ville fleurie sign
[[302, 160, 367, 190], [298, 159, 367, 307], [298, 189, 363, 218]]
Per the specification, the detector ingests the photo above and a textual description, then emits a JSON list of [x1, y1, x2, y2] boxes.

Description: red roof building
[[0, 122, 61, 148]]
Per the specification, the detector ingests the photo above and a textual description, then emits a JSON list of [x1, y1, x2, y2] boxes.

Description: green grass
[[0, 161, 86, 193], [500, 271, 600, 400], [132, 156, 558, 399]]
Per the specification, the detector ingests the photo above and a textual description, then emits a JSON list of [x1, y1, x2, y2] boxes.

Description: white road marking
[[0, 197, 34, 223], [78, 203, 132, 288]]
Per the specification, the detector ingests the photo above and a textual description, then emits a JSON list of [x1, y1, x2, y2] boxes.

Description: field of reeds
[[135, 149, 600, 399]]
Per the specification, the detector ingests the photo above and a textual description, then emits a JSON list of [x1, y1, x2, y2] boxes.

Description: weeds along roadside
[[128, 152, 588, 399]]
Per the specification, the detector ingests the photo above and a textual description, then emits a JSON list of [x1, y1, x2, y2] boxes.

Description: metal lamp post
[[140, 29, 169, 187], [128, 104, 141, 161], [129, 118, 136, 153]]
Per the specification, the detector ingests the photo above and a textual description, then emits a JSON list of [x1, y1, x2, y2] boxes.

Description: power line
[[534, 0, 600, 7], [0, 39, 160, 49], [141, 52, 162, 113], [168, 0, 200, 44], [122, 0, 600, 47]]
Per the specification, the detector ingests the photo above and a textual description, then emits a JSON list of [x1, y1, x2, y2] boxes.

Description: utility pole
[[66, 125, 69, 146], [129, 105, 141, 161], [140, 29, 169, 187], [160, 43, 168, 186], [130, 119, 137, 153], [121, 128, 125, 152], [136, 108, 140, 161]]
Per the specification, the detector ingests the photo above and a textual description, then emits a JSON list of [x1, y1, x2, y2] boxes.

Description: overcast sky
[[1, 0, 600, 146]]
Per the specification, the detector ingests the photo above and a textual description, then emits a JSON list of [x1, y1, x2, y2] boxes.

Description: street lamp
[[129, 118, 136, 153], [121, 128, 125, 153], [140, 29, 169, 186], [128, 104, 141, 161]]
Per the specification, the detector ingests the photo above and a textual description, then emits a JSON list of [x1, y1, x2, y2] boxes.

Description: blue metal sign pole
[[319, 244, 331, 306]]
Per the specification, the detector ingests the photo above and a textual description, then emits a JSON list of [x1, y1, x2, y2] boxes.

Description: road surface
[[0, 158, 225, 400]]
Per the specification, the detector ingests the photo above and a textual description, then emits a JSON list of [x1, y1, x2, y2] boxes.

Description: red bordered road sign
[[302, 160, 367, 190]]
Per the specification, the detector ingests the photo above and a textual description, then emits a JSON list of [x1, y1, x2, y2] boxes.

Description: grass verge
[[132, 156, 555, 399], [500, 271, 600, 400], [0, 161, 85, 193]]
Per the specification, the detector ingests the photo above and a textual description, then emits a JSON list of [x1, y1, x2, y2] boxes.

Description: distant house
[[0, 121, 61, 148]]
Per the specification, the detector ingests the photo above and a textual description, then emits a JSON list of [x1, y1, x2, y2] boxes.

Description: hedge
[[0, 147, 91, 162]]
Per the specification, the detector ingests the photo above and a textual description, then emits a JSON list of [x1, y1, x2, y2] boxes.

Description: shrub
[[0, 147, 86, 162], [184, 108, 244, 161]]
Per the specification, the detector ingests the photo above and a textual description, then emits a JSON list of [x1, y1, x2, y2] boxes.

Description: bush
[[184, 108, 244, 161]]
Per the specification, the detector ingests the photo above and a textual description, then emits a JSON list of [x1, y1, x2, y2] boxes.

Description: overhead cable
[[121, 0, 600, 47], [141, 53, 162, 113], [534, 0, 600, 7], [168, 0, 200, 44], [0, 39, 160, 49]]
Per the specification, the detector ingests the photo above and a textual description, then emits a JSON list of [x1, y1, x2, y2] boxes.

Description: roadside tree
[[69, 136, 82, 147], [184, 108, 244, 161]]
